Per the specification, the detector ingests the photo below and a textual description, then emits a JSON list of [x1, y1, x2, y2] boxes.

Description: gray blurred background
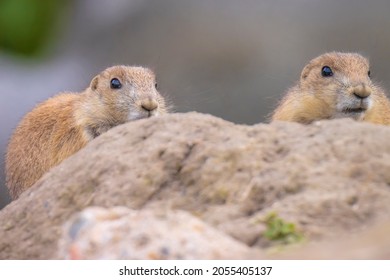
[[1, 0, 390, 209]]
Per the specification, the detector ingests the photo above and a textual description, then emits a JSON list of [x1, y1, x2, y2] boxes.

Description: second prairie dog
[[271, 52, 390, 125], [6, 65, 168, 200]]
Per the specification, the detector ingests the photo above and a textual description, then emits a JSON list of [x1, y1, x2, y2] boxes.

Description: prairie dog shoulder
[[271, 52, 390, 125], [6, 65, 168, 199]]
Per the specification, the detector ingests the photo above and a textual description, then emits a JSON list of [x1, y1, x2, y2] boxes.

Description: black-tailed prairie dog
[[6, 65, 168, 199], [271, 52, 390, 125]]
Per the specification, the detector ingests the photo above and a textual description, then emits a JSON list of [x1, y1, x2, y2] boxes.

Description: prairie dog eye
[[368, 70, 371, 78], [110, 78, 122, 89], [154, 82, 158, 90], [321, 66, 333, 77]]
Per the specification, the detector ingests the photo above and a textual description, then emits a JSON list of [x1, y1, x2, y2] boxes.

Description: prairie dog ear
[[300, 63, 312, 80], [90, 76, 99, 91]]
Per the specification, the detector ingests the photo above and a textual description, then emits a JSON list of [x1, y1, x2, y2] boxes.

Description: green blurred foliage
[[0, 0, 65, 57], [263, 212, 304, 245]]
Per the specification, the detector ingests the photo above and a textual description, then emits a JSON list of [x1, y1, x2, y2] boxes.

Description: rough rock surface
[[1, 112, 390, 259], [58, 207, 259, 259]]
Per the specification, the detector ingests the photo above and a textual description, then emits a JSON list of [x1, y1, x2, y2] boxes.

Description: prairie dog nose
[[141, 98, 158, 112], [352, 84, 371, 99]]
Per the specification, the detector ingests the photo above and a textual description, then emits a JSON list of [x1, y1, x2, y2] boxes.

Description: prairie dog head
[[90, 65, 167, 121], [299, 52, 373, 120], [77, 65, 168, 138]]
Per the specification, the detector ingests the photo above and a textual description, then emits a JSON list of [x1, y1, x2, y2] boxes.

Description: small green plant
[[263, 212, 304, 245]]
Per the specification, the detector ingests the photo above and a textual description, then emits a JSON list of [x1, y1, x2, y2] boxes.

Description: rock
[[0, 112, 390, 259], [277, 221, 390, 259], [57, 207, 259, 259]]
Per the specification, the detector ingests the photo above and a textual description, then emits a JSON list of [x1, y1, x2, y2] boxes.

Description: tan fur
[[271, 52, 390, 125], [6, 66, 168, 199]]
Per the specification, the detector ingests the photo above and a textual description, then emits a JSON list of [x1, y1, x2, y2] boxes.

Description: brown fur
[[271, 52, 390, 125], [6, 66, 168, 199]]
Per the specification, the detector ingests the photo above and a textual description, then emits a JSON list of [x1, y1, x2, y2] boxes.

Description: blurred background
[[1, 0, 390, 209]]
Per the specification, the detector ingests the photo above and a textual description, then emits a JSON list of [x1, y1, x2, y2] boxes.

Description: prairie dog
[[6, 66, 168, 199], [271, 52, 390, 125]]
